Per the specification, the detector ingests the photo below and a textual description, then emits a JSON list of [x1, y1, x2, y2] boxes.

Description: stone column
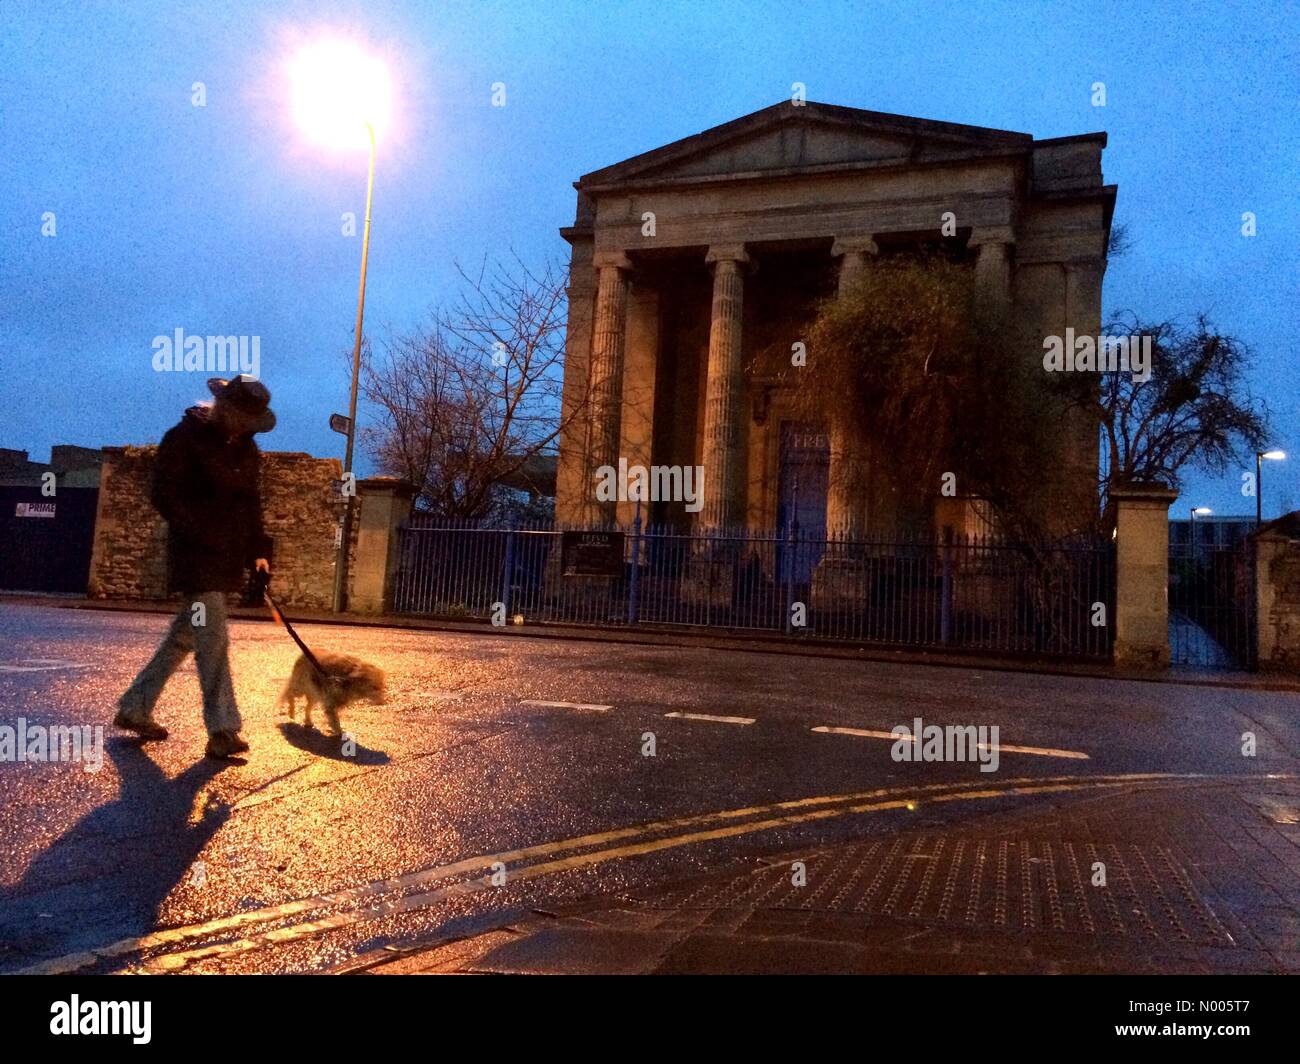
[[349, 477, 416, 614], [586, 251, 632, 524], [825, 425, 870, 540], [554, 239, 595, 527], [1060, 259, 1105, 531], [969, 227, 1022, 537], [811, 238, 881, 611], [826, 237, 879, 539], [699, 244, 750, 530], [616, 287, 661, 528], [970, 226, 1014, 330], [832, 236, 878, 296], [1112, 483, 1178, 668]]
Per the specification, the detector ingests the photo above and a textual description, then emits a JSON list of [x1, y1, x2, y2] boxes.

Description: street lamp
[[1256, 450, 1286, 528], [290, 40, 392, 611], [1190, 506, 1212, 550]]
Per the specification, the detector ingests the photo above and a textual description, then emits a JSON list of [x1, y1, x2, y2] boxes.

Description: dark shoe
[[112, 711, 169, 741], [205, 731, 249, 759]]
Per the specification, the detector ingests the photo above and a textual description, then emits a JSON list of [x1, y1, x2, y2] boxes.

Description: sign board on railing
[[560, 530, 624, 577]]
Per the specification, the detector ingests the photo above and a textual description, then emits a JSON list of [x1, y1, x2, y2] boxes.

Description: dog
[[280, 652, 387, 737]]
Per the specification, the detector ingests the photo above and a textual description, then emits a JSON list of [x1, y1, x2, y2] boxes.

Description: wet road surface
[[1, 602, 1297, 973]]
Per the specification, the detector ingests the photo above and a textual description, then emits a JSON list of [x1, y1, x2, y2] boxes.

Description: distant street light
[[290, 40, 392, 611], [1256, 450, 1287, 528], [1190, 506, 1212, 550]]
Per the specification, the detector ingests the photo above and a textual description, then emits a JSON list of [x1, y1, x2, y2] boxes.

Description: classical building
[[555, 101, 1115, 539]]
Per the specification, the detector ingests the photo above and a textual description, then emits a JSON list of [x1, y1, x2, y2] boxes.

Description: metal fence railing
[[391, 517, 1116, 660], [1168, 537, 1256, 670]]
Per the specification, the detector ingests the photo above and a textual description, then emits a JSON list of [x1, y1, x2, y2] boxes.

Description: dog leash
[[262, 585, 330, 681]]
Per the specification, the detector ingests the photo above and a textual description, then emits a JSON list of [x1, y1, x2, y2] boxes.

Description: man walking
[[114, 375, 275, 759]]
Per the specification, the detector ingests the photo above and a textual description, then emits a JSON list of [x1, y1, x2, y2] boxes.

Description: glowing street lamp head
[[1262, 450, 1287, 461], [1192, 507, 1213, 516], [291, 40, 391, 150]]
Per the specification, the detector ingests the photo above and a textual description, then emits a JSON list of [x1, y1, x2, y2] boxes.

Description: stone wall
[[88, 446, 344, 608], [87, 447, 169, 600], [1256, 515, 1300, 672], [261, 452, 346, 609]]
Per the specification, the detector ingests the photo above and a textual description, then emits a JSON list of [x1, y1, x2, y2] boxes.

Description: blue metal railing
[[391, 517, 1115, 659]]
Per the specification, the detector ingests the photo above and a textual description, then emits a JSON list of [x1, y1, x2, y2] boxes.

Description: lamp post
[[290, 40, 391, 612], [1190, 506, 1212, 551], [1256, 450, 1286, 528], [331, 119, 376, 612]]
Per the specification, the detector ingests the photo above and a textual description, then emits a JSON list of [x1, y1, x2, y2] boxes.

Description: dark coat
[[151, 407, 273, 593]]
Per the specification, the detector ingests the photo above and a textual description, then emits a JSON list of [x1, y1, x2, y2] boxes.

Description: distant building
[[0, 445, 104, 489], [0, 446, 104, 593], [1169, 515, 1255, 550]]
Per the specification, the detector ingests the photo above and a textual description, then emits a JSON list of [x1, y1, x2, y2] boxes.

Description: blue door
[[777, 422, 829, 583]]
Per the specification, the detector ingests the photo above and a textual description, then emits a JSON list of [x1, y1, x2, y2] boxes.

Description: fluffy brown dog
[[281, 652, 387, 736]]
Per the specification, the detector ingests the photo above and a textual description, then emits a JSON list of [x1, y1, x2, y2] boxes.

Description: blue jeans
[[118, 593, 241, 735]]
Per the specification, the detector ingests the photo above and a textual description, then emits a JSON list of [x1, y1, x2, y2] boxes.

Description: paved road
[[1, 602, 1297, 974]]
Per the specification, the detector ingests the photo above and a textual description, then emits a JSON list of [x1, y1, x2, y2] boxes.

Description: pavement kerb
[[5, 592, 1299, 694]]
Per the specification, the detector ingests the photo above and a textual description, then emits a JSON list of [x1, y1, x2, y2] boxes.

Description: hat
[[207, 375, 276, 434]]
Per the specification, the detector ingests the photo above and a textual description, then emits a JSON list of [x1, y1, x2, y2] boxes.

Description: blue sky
[[2, 0, 1297, 517]]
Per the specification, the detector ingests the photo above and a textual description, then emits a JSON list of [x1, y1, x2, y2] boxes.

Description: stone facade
[[556, 101, 1115, 536], [1255, 514, 1300, 672], [88, 446, 344, 608]]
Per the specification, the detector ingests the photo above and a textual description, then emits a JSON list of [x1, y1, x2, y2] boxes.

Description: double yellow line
[[22, 771, 1277, 974]]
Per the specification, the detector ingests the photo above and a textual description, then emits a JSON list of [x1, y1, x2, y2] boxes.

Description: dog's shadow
[[277, 721, 390, 765]]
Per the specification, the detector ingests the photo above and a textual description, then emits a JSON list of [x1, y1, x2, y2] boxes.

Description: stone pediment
[[580, 102, 1032, 188]]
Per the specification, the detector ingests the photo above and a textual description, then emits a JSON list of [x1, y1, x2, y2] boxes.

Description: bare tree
[[357, 254, 582, 518], [1106, 221, 1133, 259], [1057, 312, 1270, 522]]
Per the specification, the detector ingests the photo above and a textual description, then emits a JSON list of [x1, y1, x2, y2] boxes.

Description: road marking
[[811, 725, 1089, 760], [665, 712, 755, 726], [520, 700, 612, 712], [125, 773, 1271, 972], [20, 771, 1276, 974], [0, 659, 96, 673], [813, 726, 902, 740], [984, 742, 1088, 760]]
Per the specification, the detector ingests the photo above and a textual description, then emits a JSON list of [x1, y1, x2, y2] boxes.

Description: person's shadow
[[277, 722, 390, 765], [0, 739, 232, 972]]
